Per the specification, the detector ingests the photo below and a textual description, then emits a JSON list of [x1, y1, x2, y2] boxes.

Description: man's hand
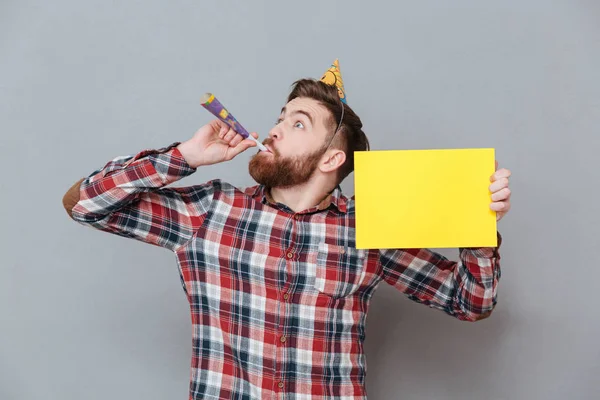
[[177, 119, 259, 168], [490, 161, 512, 221]]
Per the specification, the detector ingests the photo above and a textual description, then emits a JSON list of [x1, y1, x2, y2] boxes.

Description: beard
[[248, 141, 327, 188]]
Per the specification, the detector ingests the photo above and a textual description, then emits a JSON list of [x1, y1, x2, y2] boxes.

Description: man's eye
[[275, 118, 283, 125], [294, 122, 304, 129]]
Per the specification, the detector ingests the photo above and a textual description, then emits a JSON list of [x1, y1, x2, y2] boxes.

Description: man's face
[[249, 97, 333, 188]]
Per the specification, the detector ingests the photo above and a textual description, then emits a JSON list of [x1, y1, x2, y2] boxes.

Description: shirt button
[[283, 293, 289, 300], [278, 382, 284, 389], [286, 252, 293, 259], [280, 335, 287, 343]]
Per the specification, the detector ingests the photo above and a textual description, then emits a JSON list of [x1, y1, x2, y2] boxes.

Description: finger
[[490, 201, 510, 212], [489, 177, 509, 192], [491, 168, 511, 182], [218, 122, 229, 139], [490, 202, 505, 212], [209, 118, 224, 130], [223, 128, 237, 142], [229, 133, 244, 148], [250, 132, 259, 139], [491, 187, 511, 201], [495, 160, 498, 171], [226, 138, 256, 159]]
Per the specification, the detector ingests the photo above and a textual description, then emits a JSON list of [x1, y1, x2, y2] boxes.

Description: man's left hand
[[490, 161, 512, 221]]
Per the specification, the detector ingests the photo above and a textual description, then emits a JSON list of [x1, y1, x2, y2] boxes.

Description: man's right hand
[[177, 119, 259, 168]]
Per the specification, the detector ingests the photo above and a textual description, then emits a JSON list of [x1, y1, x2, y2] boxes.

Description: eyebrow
[[280, 106, 314, 126]]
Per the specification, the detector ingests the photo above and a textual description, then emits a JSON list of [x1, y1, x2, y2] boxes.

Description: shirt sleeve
[[378, 232, 502, 321], [70, 142, 214, 252]]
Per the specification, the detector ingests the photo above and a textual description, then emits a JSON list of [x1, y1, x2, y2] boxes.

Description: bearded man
[[63, 60, 512, 399]]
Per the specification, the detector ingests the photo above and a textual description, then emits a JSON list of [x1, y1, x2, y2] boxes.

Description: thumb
[[226, 138, 257, 160]]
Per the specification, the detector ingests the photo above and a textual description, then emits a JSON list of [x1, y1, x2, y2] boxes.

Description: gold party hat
[[320, 59, 347, 104]]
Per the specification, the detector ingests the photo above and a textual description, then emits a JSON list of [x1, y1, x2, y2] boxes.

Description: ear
[[319, 149, 346, 173]]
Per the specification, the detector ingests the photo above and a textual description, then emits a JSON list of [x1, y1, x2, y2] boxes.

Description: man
[[63, 60, 512, 399]]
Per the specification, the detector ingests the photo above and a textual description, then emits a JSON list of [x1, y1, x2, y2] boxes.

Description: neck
[[269, 180, 335, 213]]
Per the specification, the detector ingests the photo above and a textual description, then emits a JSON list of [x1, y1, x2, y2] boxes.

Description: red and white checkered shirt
[[71, 143, 502, 399]]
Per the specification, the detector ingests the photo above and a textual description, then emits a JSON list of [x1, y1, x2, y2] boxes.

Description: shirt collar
[[251, 184, 348, 214]]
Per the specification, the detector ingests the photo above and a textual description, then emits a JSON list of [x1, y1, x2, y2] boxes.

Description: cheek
[[277, 142, 297, 157], [286, 137, 317, 156]]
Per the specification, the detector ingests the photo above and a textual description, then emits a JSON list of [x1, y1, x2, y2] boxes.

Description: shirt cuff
[[121, 142, 197, 185], [460, 231, 503, 259]]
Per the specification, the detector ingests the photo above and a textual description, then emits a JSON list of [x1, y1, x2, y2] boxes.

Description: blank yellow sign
[[354, 148, 497, 249]]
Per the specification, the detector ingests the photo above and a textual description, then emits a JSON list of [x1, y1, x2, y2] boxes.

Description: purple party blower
[[200, 93, 268, 152]]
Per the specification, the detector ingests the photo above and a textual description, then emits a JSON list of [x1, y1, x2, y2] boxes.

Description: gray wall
[[1, 1, 599, 399]]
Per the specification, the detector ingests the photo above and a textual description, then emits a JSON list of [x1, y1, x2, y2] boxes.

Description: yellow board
[[354, 148, 497, 249]]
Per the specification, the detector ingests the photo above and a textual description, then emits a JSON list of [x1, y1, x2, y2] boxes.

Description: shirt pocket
[[314, 242, 367, 298]]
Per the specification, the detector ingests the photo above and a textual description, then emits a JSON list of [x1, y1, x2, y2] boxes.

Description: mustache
[[261, 138, 278, 156]]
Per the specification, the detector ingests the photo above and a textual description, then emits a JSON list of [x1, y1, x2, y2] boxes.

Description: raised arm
[[63, 119, 259, 252]]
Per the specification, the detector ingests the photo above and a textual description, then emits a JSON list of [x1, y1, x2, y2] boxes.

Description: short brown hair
[[287, 79, 370, 184]]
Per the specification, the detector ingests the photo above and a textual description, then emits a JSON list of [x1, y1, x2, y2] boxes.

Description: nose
[[269, 122, 282, 140]]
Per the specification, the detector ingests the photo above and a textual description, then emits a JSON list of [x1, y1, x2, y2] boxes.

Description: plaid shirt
[[71, 143, 502, 400]]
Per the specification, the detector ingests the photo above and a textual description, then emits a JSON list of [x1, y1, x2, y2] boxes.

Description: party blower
[[200, 93, 268, 152]]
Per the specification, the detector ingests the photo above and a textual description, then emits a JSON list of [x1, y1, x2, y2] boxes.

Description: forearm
[[69, 142, 196, 224], [452, 240, 502, 321], [380, 232, 502, 321]]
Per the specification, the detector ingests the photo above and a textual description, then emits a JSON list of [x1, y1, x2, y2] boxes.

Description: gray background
[[1, 1, 599, 399]]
